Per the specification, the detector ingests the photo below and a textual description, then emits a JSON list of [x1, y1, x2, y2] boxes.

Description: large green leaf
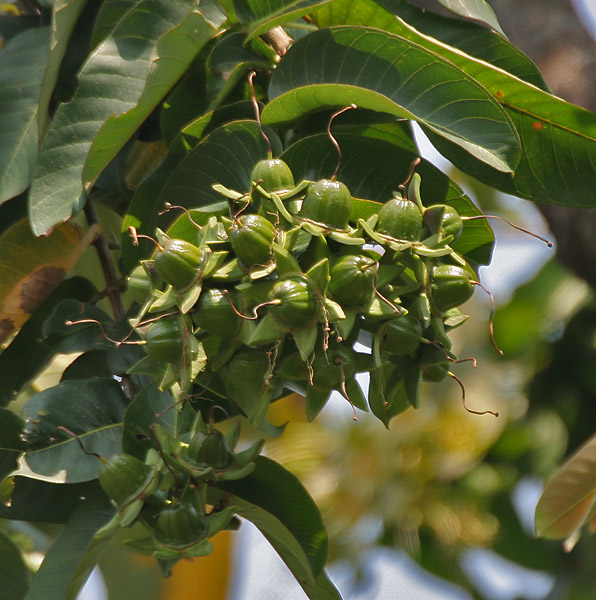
[[315, 0, 548, 89], [264, 26, 520, 173], [0, 478, 105, 523], [24, 492, 115, 600], [433, 0, 504, 36], [281, 128, 494, 265], [535, 432, 596, 541], [0, 530, 30, 600], [320, 1, 596, 207], [219, 456, 334, 597], [38, 0, 89, 136], [0, 26, 50, 205], [233, 0, 335, 40], [22, 378, 128, 483], [121, 119, 280, 270], [0, 276, 96, 406], [81, 6, 224, 191], [28, 0, 220, 236]]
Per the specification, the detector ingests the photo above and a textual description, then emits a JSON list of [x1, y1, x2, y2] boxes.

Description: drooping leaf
[[318, 1, 596, 207], [21, 378, 129, 483], [535, 432, 596, 541], [0, 277, 97, 406], [233, 0, 335, 41], [219, 456, 339, 599], [121, 120, 280, 270], [0, 26, 50, 204], [314, 0, 548, 89], [265, 26, 520, 173], [23, 492, 115, 600], [0, 409, 26, 480], [28, 0, 221, 236], [0, 530, 30, 600], [433, 0, 505, 35], [0, 219, 99, 344], [0, 478, 104, 524]]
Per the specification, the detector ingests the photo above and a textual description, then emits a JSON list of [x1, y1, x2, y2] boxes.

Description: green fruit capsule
[[144, 315, 190, 364], [381, 315, 423, 354], [154, 238, 205, 292], [430, 265, 475, 312], [328, 255, 376, 308], [376, 194, 422, 241], [192, 288, 242, 339], [424, 204, 463, 240], [229, 214, 276, 268], [251, 158, 295, 195], [155, 502, 209, 550], [269, 276, 319, 329], [98, 454, 156, 509], [298, 179, 352, 231], [189, 429, 234, 470], [420, 346, 450, 382]]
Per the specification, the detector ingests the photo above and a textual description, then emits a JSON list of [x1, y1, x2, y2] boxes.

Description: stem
[[262, 26, 293, 57], [84, 201, 136, 400]]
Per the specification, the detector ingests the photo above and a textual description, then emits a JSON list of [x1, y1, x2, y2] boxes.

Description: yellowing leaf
[[535, 432, 596, 540], [0, 219, 99, 343]]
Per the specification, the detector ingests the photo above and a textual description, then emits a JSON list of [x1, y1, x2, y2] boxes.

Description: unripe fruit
[[192, 288, 242, 339], [188, 429, 234, 470], [98, 453, 156, 508], [224, 349, 271, 394], [299, 179, 352, 231], [439, 206, 463, 241], [328, 255, 376, 308], [155, 502, 209, 550], [144, 315, 190, 364], [251, 158, 295, 194], [229, 214, 275, 268], [376, 195, 422, 241], [381, 315, 423, 354], [154, 238, 205, 292], [430, 265, 475, 312], [268, 276, 319, 329]]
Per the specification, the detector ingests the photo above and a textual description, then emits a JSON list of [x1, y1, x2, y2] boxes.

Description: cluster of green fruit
[[95, 412, 262, 576], [125, 153, 490, 427]]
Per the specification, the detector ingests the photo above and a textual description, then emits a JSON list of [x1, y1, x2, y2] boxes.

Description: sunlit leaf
[[0, 219, 99, 344], [433, 0, 505, 35], [265, 27, 520, 173], [21, 378, 128, 483], [0, 26, 50, 204], [536, 432, 596, 540]]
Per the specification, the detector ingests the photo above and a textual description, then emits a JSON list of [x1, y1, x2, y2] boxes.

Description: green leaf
[[219, 456, 338, 598], [317, 1, 596, 207], [0, 276, 96, 406], [265, 26, 520, 173], [315, 0, 548, 89], [122, 120, 279, 270], [0, 26, 51, 204], [0, 478, 105, 524], [0, 408, 26, 480], [281, 131, 494, 265], [433, 0, 505, 36], [0, 530, 30, 600], [28, 0, 220, 236], [234, 0, 335, 41], [82, 6, 224, 190], [535, 432, 596, 541], [38, 0, 89, 136], [22, 378, 129, 483], [23, 492, 115, 600]]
